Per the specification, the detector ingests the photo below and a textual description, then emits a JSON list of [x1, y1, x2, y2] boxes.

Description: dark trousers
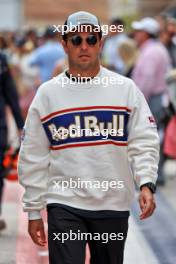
[[47, 206, 129, 264]]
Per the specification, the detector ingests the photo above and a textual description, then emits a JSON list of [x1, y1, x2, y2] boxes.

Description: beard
[[69, 56, 99, 72]]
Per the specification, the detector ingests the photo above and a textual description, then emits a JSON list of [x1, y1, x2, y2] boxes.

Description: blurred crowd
[[1, 12, 176, 229]]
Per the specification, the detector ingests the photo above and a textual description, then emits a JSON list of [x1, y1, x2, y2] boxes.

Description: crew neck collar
[[62, 66, 103, 90], [65, 67, 101, 83]]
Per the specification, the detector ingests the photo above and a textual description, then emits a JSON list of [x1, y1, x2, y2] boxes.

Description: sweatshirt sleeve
[[18, 86, 50, 218], [127, 82, 160, 187]]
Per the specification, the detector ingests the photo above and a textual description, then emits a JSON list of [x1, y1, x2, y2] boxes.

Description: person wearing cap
[[131, 17, 171, 186], [131, 17, 170, 101], [29, 26, 66, 84], [18, 11, 159, 264]]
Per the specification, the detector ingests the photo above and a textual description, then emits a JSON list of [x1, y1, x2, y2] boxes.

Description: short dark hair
[[110, 18, 125, 27], [44, 26, 57, 39]]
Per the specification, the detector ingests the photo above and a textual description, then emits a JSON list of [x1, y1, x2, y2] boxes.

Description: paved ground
[[0, 163, 176, 264]]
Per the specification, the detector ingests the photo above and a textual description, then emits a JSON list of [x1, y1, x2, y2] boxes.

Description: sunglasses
[[68, 35, 98, 46]]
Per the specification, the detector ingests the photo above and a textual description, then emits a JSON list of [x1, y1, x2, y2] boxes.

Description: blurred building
[[0, 0, 108, 30], [24, 0, 108, 26], [108, 0, 138, 19], [0, 0, 23, 30], [138, 0, 176, 17], [1, 0, 176, 31], [108, 0, 176, 19]]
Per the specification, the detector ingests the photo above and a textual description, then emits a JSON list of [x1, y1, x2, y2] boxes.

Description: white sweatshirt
[[18, 66, 159, 220]]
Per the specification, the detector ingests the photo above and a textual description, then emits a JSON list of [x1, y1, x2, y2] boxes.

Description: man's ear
[[61, 39, 68, 54]]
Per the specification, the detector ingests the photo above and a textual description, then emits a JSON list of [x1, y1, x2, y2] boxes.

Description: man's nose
[[80, 40, 89, 50]]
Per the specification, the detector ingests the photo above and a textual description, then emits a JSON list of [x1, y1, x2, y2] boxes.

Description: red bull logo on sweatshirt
[[41, 106, 131, 150]]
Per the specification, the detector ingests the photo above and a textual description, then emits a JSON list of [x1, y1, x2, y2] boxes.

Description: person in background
[[159, 16, 176, 68], [0, 34, 7, 51], [131, 17, 171, 185], [25, 28, 38, 49], [1, 32, 17, 63], [164, 69, 176, 160], [101, 18, 128, 73], [29, 27, 66, 83], [118, 38, 138, 78], [10, 37, 39, 118], [0, 52, 24, 231]]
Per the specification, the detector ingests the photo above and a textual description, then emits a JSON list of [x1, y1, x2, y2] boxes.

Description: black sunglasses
[[68, 35, 98, 46]]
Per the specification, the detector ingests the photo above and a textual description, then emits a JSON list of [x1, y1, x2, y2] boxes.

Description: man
[[0, 52, 24, 230], [18, 11, 159, 264], [29, 26, 65, 83], [131, 17, 171, 185], [159, 16, 176, 68], [132, 17, 170, 101]]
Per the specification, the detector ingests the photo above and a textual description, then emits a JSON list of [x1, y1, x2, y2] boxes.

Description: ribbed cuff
[[28, 211, 41, 220], [139, 176, 156, 187]]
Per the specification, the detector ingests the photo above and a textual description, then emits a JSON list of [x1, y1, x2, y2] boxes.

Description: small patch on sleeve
[[148, 116, 157, 127]]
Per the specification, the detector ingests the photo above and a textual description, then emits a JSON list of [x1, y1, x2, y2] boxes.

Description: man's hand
[[28, 219, 47, 246], [139, 187, 156, 220]]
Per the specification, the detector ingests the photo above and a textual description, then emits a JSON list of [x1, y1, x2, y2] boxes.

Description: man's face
[[62, 29, 102, 71], [133, 30, 149, 46], [167, 21, 176, 38]]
